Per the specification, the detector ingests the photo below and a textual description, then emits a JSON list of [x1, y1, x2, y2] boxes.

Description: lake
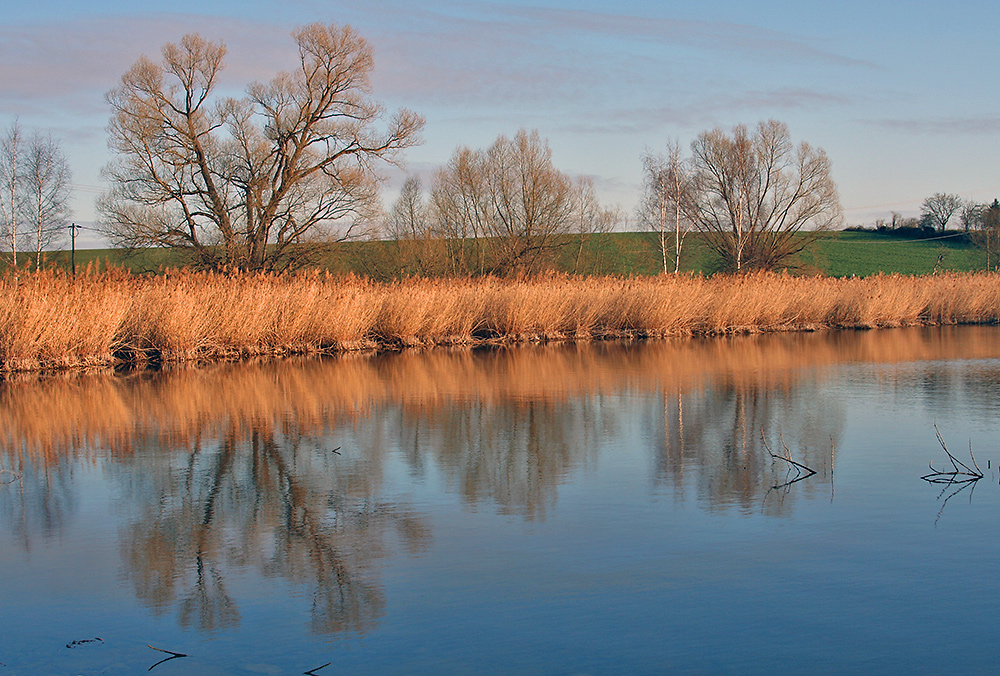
[[2, 326, 1000, 675]]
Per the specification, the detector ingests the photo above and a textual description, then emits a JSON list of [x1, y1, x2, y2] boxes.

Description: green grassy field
[[17, 230, 994, 277], [558, 230, 991, 277], [799, 231, 988, 276]]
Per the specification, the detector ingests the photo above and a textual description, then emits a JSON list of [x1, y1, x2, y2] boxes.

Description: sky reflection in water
[[2, 326, 1000, 675]]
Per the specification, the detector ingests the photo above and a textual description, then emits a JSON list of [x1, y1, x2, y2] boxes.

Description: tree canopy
[[98, 23, 423, 271], [684, 120, 841, 272]]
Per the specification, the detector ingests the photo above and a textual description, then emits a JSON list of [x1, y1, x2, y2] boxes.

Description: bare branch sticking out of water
[[147, 645, 188, 671], [921, 426, 988, 525], [305, 663, 332, 676], [761, 429, 817, 491], [921, 425, 984, 484]]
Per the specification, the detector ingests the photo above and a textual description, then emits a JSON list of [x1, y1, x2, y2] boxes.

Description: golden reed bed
[[1, 269, 999, 372]]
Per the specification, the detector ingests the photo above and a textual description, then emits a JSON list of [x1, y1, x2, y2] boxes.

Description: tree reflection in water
[[654, 379, 842, 514], [0, 456, 76, 553], [380, 397, 605, 519], [4, 326, 1000, 635], [117, 420, 430, 634]]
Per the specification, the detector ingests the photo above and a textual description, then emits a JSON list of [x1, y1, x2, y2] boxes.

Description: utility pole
[[68, 223, 81, 277]]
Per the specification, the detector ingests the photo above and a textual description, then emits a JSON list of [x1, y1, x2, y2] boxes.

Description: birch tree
[[639, 141, 690, 274], [0, 122, 23, 269], [0, 123, 71, 272], [22, 132, 71, 269]]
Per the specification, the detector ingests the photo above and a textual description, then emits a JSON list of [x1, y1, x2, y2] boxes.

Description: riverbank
[[2, 270, 999, 373]]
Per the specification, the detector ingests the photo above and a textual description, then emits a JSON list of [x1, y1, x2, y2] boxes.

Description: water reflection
[[0, 456, 76, 551], [116, 420, 430, 634], [654, 381, 841, 514], [2, 326, 1000, 637], [382, 397, 605, 519]]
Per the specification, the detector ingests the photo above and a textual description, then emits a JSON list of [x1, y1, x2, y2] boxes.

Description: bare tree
[[22, 132, 71, 270], [639, 141, 690, 274], [0, 122, 23, 270], [98, 24, 424, 271], [482, 129, 576, 274], [684, 120, 841, 273], [387, 177, 428, 241], [571, 176, 621, 274], [968, 198, 1000, 270], [380, 175, 443, 276], [0, 123, 71, 273], [959, 200, 984, 232], [431, 129, 584, 276], [920, 193, 963, 233]]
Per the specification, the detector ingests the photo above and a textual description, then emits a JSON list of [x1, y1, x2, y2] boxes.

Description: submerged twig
[[66, 637, 103, 648], [0, 469, 21, 486], [147, 645, 188, 671], [761, 429, 817, 491]]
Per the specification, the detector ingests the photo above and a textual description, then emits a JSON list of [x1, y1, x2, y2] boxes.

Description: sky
[[3, 0, 999, 247]]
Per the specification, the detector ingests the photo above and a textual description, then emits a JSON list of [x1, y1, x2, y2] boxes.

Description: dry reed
[[2, 269, 999, 372]]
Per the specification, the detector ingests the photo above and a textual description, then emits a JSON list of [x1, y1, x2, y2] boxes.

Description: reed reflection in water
[[3, 326, 1000, 641]]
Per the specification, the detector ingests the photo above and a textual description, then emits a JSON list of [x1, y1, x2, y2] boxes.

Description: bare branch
[[99, 23, 424, 271]]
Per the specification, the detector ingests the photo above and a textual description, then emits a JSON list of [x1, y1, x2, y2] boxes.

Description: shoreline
[[3, 270, 999, 375]]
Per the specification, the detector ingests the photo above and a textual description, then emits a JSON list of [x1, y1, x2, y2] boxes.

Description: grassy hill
[[18, 230, 993, 278], [799, 231, 986, 276]]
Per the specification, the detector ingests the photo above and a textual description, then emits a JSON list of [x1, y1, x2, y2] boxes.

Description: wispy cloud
[[0, 4, 864, 124], [553, 88, 855, 135], [355, 0, 868, 109], [0, 14, 298, 110], [493, 3, 873, 68], [864, 117, 1000, 135]]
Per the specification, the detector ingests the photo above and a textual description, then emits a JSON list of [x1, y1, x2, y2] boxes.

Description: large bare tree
[[99, 24, 424, 271], [684, 120, 841, 272]]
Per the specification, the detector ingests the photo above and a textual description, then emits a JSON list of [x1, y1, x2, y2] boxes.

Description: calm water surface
[[3, 327, 1000, 675]]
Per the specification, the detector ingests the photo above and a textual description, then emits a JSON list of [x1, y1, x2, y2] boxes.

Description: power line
[[843, 185, 1000, 213], [816, 232, 968, 244], [68, 182, 104, 195]]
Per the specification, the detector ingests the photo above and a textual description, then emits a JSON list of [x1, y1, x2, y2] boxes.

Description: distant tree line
[[859, 192, 1000, 269]]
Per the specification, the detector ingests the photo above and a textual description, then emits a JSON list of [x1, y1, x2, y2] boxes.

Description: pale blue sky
[[3, 0, 999, 244]]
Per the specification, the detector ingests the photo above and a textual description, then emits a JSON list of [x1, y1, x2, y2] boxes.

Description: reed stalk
[[2, 269, 999, 372]]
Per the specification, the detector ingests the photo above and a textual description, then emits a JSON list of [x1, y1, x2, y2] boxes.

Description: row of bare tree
[[3, 22, 845, 276], [377, 130, 622, 276]]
